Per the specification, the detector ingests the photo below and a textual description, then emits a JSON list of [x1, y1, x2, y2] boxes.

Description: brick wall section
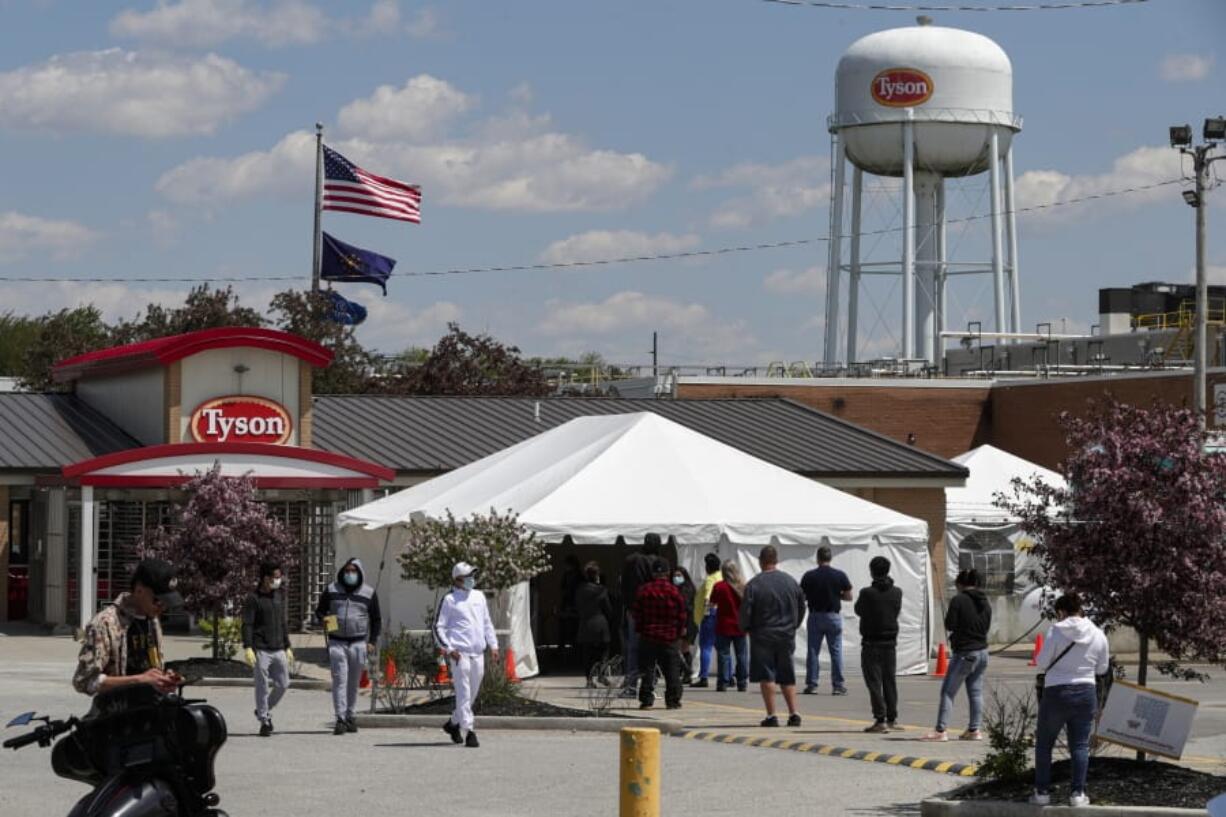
[[0, 485, 8, 623], [988, 371, 1226, 469], [678, 383, 991, 460], [164, 361, 181, 443], [299, 361, 313, 448], [849, 485, 948, 599]]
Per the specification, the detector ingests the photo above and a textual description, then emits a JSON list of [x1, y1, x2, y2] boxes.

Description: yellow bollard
[[619, 727, 660, 817]]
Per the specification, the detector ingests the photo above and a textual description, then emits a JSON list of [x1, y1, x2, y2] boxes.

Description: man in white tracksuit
[[435, 562, 499, 748]]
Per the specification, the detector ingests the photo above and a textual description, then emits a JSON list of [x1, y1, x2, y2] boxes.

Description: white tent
[[945, 445, 1066, 643], [337, 412, 934, 676]]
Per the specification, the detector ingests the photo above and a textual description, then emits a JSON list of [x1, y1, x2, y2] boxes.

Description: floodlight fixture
[[1170, 124, 1193, 148], [1183, 190, 1201, 207], [1205, 117, 1226, 142]]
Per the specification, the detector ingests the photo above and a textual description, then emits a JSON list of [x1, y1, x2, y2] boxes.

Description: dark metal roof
[[0, 394, 141, 470], [312, 396, 967, 480]]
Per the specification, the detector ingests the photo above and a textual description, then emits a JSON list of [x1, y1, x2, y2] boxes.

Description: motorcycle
[[4, 683, 228, 817]]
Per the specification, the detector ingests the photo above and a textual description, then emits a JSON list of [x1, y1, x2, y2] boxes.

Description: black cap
[[133, 558, 183, 610], [651, 558, 670, 575]]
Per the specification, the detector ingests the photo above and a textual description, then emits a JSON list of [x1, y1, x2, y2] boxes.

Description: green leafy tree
[[17, 306, 112, 391], [0, 312, 40, 377], [268, 289, 375, 394], [111, 285, 264, 344]]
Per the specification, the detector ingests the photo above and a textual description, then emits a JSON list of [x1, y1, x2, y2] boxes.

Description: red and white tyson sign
[[871, 68, 934, 107], [190, 396, 293, 445]]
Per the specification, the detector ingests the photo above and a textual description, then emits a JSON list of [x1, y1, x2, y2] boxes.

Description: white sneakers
[[1029, 791, 1091, 808]]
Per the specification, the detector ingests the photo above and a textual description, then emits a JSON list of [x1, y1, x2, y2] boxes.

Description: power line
[[762, 0, 1147, 11], [0, 179, 1182, 284]]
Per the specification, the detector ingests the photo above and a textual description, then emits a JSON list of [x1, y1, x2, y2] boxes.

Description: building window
[[957, 529, 1016, 595]]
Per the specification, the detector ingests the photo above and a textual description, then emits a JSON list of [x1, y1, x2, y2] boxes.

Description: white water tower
[[822, 19, 1023, 367]]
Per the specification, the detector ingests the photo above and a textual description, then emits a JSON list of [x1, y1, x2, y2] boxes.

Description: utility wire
[[762, 0, 1147, 11], [0, 178, 1181, 284]]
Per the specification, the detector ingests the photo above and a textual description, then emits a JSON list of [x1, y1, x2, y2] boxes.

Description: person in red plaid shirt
[[632, 558, 689, 710]]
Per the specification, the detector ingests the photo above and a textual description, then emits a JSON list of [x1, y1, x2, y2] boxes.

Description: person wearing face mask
[[315, 557, 382, 736], [73, 558, 184, 697], [434, 562, 499, 748], [242, 562, 294, 737], [632, 559, 688, 710]]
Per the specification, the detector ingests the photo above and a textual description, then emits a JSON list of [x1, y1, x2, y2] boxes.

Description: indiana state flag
[[321, 231, 394, 295], [323, 290, 368, 326]]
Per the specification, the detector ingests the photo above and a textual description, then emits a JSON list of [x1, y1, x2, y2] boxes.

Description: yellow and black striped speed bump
[[675, 729, 979, 777]]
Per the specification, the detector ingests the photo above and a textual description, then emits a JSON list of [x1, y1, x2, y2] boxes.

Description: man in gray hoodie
[[315, 558, 382, 735], [738, 546, 807, 728]]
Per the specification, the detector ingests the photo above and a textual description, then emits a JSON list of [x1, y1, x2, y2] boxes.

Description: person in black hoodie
[[855, 556, 903, 733], [923, 569, 992, 742], [315, 557, 382, 736], [241, 562, 294, 737]]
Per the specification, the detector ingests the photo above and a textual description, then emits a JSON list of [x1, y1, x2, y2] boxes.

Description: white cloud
[[0, 212, 99, 264], [355, 299, 462, 349], [763, 266, 824, 295], [156, 130, 315, 203], [693, 156, 829, 229], [1160, 53, 1214, 82], [404, 7, 440, 39], [1014, 145, 1185, 216], [159, 76, 671, 212], [539, 230, 699, 265], [0, 49, 283, 138], [337, 75, 474, 141], [536, 291, 757, 360]]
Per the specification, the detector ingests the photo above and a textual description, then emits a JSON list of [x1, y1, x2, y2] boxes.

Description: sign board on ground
[[1213, 383, 1226, 427], [1095, 678, 1198, 760]]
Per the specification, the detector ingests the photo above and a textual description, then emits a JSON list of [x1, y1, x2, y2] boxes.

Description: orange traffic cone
[[932, 643, 948, 677], [504, 648, 520, 684], [435, 650, 451, 685], [384, 656, 398, 686], [1028, 633, 1044, 667], [359, 668, 370, 689]]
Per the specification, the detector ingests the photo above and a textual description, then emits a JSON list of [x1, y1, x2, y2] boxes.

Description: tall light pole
[[1170, 118, 1225, 427]]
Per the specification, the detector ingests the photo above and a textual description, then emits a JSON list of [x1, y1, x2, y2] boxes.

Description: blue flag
[[324, 290, 367, 326], [321, 231, 394, 295]]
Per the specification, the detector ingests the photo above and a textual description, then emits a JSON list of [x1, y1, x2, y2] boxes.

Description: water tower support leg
[[902, 116, 916, 361], [847, 166, 863, 364], [935, 179, 947, 368], [989, 130, 1007, 336], [823, 136, 847, 367], [1005, 144, 1022, 335]]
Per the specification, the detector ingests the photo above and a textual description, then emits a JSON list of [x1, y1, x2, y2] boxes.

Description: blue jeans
[[1035, 683, 1097, 795], [697, 611, 717, 680], [804, 612, 845, 690], [935, 648, 989, 732], [715, 633, 748, 688]]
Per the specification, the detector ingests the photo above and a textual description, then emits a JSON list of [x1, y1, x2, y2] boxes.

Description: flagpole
[[311, 122, 324, 292]]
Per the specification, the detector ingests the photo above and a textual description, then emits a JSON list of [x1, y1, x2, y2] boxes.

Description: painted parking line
[[675, 729, 979, 778]]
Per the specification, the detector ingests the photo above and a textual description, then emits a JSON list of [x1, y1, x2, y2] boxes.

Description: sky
[[0, 0, 1223, 367]]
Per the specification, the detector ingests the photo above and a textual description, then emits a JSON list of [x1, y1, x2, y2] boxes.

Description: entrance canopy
[[947, 444, 1065, 525], [338, 413, 934, 676], [339, 412, 929, 546]]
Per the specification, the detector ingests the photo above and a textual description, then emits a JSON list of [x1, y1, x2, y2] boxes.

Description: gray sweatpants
[[255, 649, 290, 722], [328, 640, 367, 721]]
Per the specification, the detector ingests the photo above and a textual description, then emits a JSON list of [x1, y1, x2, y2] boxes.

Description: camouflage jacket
[[72, 593, 165, 696]]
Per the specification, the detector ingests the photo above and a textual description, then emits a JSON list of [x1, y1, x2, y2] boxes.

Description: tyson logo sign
[[190, 396, 293, 445], [871, 68, 934, 107]]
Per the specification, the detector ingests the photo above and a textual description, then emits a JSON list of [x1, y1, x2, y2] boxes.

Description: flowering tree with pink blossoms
[[1000, 398, 1226, 691], [139, 464, 298, 659]]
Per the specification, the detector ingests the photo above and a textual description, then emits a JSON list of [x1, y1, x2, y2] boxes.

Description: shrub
[[198, 617, 243, 661], [977, 686, 1038, 784]]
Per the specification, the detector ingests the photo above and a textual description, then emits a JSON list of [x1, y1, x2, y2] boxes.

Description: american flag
[[322, 145, 421, 224]]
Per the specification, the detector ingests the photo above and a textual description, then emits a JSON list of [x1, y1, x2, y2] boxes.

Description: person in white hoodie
[[1031, 592, 1110, 808], [435, 562, 499, 748]]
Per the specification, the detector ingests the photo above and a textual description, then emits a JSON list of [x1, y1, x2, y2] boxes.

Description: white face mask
[[270, 578, 283, 590], [462, 576, 477, 591]]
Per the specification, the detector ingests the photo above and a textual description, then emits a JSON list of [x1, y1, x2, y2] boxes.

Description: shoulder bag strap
[[1045, 641, 1077, 673]]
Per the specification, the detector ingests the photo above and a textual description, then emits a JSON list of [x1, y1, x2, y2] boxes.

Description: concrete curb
[[354, 714, 683, 734], [920, 799, 1208, 816], [675, 729, 979, 777], [187, 677, 331, 691]]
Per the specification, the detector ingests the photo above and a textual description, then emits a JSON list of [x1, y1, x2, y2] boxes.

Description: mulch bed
[[166, 657, 311, 681], [390, 695, 595, 718], [951, 758, 1226, 809]]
